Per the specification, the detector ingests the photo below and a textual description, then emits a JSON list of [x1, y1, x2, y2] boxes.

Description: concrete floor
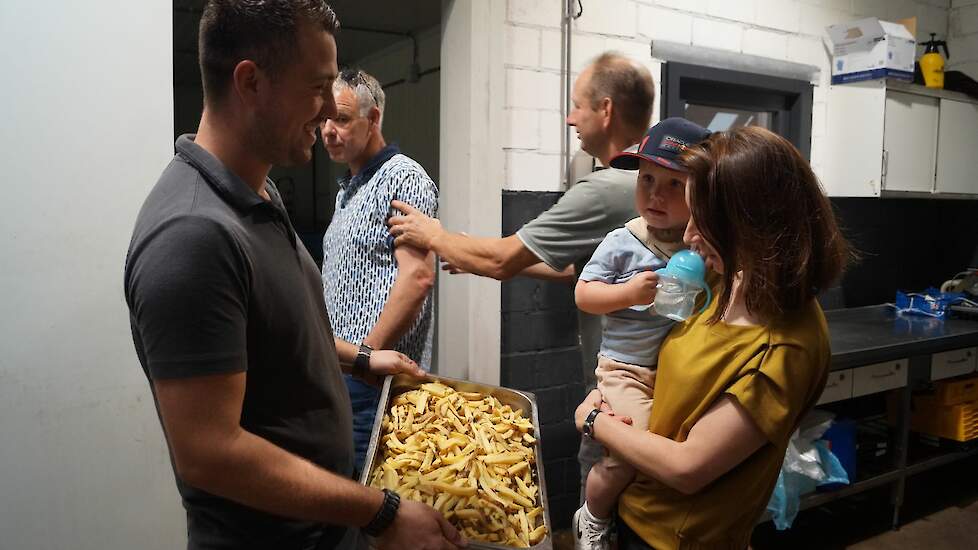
[[553, 455, 978, 549], [848, 500, 978, 550]]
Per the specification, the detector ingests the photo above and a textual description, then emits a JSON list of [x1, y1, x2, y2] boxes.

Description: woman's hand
[[575, 389, 632, 432]]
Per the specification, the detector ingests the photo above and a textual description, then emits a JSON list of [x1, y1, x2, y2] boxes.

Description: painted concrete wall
[[437, 0, 507, 383], [0, 1, 184, 549]]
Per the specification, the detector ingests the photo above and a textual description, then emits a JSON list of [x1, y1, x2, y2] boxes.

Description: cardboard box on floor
[[825, 17, 917, 84]]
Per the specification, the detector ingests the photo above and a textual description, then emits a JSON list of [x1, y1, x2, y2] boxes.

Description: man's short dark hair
[[588, 52, 655, 137], [199, 0, 340, 106]]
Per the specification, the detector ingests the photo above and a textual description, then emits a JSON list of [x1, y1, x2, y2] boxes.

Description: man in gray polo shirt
[[389, 52, 654, 379], [124, 3, 464, 549], [388, 51, 656, 496]]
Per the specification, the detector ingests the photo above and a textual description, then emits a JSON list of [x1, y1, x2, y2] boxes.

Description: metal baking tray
[[359, 373, 553, 550]]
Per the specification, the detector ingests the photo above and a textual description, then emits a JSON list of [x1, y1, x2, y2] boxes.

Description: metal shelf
[[758, 446, 978, 525], [757, 469, 901, 524], [904, 446, 978, 477], [758, 354, 978, 529]]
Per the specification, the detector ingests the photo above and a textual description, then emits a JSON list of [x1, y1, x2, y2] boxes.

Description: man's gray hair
[[334, 68, 386, 127]]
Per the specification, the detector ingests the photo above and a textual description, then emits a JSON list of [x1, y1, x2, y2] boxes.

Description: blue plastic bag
[[895, 288, 968, 319], [766, 416, 851, 530]]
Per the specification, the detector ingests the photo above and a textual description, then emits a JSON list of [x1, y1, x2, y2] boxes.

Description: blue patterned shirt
[[322, 144, 438, 369]]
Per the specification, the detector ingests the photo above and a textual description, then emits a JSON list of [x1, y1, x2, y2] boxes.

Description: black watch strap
[[353, 343, 373, 378], [363, 488, 400, 537], [583, 408, 601, 439]]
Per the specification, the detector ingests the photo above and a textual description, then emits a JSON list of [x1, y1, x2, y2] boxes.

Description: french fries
[[368, 382, 548, 548]]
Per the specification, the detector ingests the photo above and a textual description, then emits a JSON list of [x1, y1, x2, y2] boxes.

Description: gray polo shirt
[[516, 164, 639, 382], [516, 166, 638, 274], [125, 134, 353, 549]]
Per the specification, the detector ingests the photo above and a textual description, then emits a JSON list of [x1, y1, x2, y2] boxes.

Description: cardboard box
[[826, 17, 916, 84]]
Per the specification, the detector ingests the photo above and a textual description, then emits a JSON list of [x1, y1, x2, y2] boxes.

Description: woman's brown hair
[[680, 126, 851, 323]]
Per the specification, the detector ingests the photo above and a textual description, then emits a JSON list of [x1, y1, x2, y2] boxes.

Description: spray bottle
[[920, 33, 950, 89]]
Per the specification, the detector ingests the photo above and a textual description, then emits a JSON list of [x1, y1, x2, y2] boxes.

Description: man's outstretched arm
[[442, 259, 577, 283], [389, 200, 540, 281]]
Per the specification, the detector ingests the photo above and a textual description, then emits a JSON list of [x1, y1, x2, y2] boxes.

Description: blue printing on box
[[831, 68, 913, 84]]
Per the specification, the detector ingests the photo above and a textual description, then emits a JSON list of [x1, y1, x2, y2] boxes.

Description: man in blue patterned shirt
[[320, 68, 438, 471]]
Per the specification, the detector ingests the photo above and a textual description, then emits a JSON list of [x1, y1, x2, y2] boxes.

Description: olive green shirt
[[619, 296, 830, 550]]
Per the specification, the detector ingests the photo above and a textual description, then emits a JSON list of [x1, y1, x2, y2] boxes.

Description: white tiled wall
[[950, 0, 978, 78], [501, 0, 952, 192]]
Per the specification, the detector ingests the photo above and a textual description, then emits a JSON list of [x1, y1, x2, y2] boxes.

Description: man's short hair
[[335, 68, 386, 127], [199, 0, 340, 106], [587, 52, 656, 136]]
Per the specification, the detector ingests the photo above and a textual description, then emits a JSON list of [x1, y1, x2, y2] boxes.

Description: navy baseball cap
[[609, 117, 711, 171]]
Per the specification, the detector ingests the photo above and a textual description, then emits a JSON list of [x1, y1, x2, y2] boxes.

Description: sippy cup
[[652, 250, 712, 321]]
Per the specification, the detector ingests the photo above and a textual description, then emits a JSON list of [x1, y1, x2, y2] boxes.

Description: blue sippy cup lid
[[654, 250, 713, 316], [654, 250, 708, 290]]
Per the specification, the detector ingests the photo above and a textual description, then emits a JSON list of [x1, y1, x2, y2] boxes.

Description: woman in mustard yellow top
[[574, 126, 852, 550]]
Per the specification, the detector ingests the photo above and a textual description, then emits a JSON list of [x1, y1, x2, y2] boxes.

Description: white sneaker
[[573, 505, 611, 550]]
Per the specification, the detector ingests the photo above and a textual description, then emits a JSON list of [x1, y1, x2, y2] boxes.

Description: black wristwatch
[[363, 488, 400, 537], [582, 408, 601, 439], [353, 343, 373, 379]]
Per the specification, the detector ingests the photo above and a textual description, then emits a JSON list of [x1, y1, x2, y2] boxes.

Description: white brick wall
[[506, 25, 541, 67], [500, 0, 951, 192], [506, 150, 562, 192], [506, 109, 541, 150], [707, 0, 756, 23], [693, 17, 744, 51], [653, 0, 708, 14], [949, 0, 978, 78], [742, 28, 789, 59], [638, 5, 693, 44], [539, 110, 564, 152], [799, 4, 850, 37], [852, 0, 890, 18], [786, 34, 828, 70], [951, 2, 978, 36], [540, 29, 563, 70], [507, 0, 561, 28], [573, 0, 638, 37], [570, 32, 609, 72], [755, 0, 801, 32], [506, 68, 561, 110]]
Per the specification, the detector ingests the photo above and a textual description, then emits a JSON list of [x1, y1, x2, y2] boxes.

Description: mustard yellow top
[[618, 294, 830, 550]]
